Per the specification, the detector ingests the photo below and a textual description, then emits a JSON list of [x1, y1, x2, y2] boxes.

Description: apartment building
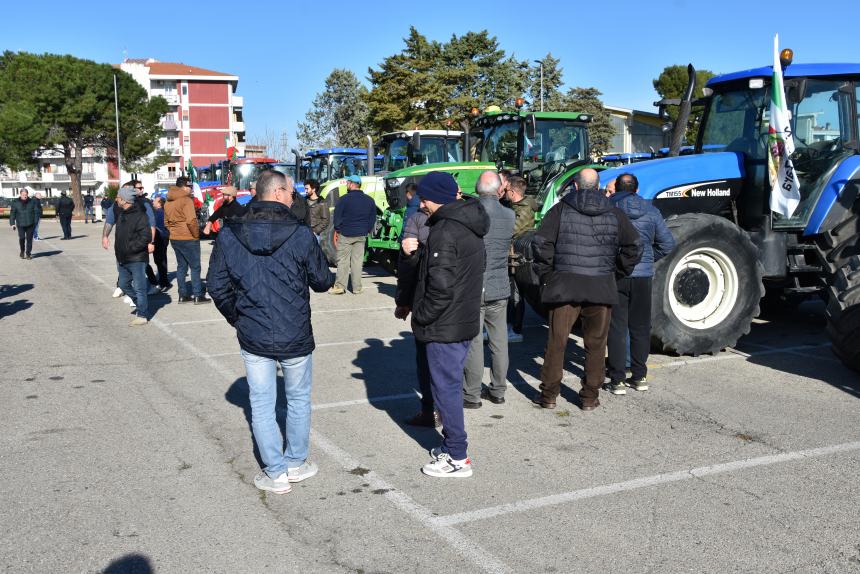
[[1, 58, 245, 198]]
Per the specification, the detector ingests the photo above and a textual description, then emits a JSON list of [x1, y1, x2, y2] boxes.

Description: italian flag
[[768, 34, 801, 218]]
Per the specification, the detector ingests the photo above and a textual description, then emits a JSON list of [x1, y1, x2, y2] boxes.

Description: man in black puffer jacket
[[207, 170, 333, 495], [395, 172, 489, 478], [56, 190, 75, 240], [114, 187, 155, 326], [532, 168, 641, 411]]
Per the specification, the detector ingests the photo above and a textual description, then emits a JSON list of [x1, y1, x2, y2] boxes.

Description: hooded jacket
[[206, 201, 334, 360], [398, 196, 490, 343], [164, 186, 199, 240], [114, 201, 152, 264], [609, 191, 676, 278], [533, 189, 641, 306]]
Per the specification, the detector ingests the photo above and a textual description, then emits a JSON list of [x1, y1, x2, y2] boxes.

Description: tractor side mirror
[[411, 131, 421, 153]]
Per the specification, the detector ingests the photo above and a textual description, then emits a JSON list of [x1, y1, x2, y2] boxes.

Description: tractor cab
[[304, 148, 369, 185], [375, 130, 464, 174], [469, 111, 592, 202], [696, 65, 860, 232], [227, 157, 278, 191]]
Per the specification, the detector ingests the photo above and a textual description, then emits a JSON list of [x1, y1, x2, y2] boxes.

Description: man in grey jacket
[[462, 171, 515, 407]]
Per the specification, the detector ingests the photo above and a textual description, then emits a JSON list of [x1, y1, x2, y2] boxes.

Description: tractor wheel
[[826, 255, 860, 371], [319, 222, 338, 267], [651, 214, 765, 356]]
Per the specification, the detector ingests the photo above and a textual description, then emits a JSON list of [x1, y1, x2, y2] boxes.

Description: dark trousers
[[59, 215, 72, 238], [507, 276, 525, 333], [416, 342, 434, 413], [608, 277, 652, 382], [171, 239, 203, 297], [154, 233, 170, 287], [421, 340, 471, 460], [539, 302, 611, 406], [17, 225, 34, 255]]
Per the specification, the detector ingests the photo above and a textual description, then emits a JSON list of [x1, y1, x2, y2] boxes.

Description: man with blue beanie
[[395, 171, 489, 478], [331, 175, 376, 294]]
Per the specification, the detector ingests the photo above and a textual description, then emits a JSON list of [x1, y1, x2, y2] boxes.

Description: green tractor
[[373, 109, 602, 268]]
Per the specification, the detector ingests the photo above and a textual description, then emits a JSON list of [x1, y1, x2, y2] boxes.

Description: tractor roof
[[709, 63, 860, 86], [304, 148, 367, 157], [380, 130, 463, 138]]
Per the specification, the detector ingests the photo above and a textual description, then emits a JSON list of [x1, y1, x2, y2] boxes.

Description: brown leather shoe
[[531, 395, 556, 409], [580, 399, 601, 411]]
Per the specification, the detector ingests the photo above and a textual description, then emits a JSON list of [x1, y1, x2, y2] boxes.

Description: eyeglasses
[[134, 186, 144, 190]]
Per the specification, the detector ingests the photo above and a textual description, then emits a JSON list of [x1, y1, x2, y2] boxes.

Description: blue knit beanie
[[417, 171, 458, 205]]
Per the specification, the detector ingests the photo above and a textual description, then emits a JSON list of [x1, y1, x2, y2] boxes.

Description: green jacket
[[9, 197, 41, 228], [511, 196, 539, 238]]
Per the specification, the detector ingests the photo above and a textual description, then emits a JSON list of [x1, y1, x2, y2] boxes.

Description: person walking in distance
[[330, 175, 376, 295], [9, 187, 40, 259], [505, 175, 538, 343], [165, 177, 210, 304], [113, 186, 155, 327], [604, 173, 675, 395], [394, 172, 489, 478], [532, 168, 641, 411], [32, 190, 43, 241], [56, 190, 75, 240], [462, 171, 515, 408], [207, 170, 333, 494], [84, 191, 95, 224]]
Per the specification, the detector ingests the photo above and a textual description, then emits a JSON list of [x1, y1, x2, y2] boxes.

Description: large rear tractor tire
[[651, 214, 765, 356], [826, 255, 860, 371]]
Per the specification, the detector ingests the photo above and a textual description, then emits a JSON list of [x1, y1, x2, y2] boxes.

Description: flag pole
[[113, 73, 123, 184]]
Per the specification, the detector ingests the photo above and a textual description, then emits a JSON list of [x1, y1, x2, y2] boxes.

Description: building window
[[12, 187, 18, 196], [164, 83, 174, 94], [168, 165, 176, 176], [166, 136, 175, 147], [182, 113, 188, 122], [45, 187, 52, 197], [43, 164, 52, 173], [181, 85, 187, 95]]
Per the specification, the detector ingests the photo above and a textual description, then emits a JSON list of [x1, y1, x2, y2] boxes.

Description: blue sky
[[4, 0, 858, 153]]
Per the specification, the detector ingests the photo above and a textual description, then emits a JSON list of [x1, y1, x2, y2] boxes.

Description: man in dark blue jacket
[[207, 170, 333, 494], [605, 173, 676, 394], [330, 175, 376, 295], [532, 169, 641, 411]]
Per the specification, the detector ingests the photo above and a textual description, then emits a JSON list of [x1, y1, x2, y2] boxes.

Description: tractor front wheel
[[651, 214, 764, 356]]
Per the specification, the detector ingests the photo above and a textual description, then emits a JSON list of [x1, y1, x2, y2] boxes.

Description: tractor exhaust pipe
[[366, 135, 374, 176], [668, 64, 696, 157]]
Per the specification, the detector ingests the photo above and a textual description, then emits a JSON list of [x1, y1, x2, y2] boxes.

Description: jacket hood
[[563, 188, 613, 216], [430, 196, 490, 238], [166, 186, 188, 201], [227, 201, 300, 255], [610, 191, 647, 219]]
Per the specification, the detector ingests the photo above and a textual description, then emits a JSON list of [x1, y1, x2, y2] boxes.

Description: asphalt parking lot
[[1, 220, 859, 574]]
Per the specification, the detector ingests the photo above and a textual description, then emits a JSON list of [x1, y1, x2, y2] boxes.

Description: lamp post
[[533, 59, 544, 112]]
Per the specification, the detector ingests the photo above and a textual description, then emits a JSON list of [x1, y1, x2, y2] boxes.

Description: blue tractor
[[589, 54, 860, 370]]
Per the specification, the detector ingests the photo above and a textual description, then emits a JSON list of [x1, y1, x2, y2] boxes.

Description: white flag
[[768, 34, 801, 218]]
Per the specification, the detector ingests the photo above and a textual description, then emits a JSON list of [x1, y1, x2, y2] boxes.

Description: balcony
[[231, 95, 243, 108], [156, 171, 177, 182], [160, 146, 182, 156], [0, 173, 19, 182], [25, 173, 41, 181], [162, 117, 179, 131], [81, 172, 97, 181], [162, 93, 180, 105]]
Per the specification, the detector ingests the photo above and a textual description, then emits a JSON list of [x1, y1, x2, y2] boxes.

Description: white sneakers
[[254, 461, 319, 494], [422, 448, 473, 478], [112, 287, 123, 298]]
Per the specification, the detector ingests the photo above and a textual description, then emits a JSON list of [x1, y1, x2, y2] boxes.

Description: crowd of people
[[9, 167, 675, 489], [8, 188, 105, 256]]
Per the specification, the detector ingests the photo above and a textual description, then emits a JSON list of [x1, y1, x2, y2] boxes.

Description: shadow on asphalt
[[225, 376, 273, 470], [352, 333, 443, 451], [102, 553, 153, 574], [31, 250, 62, 258], [0, 283, 34, 319]]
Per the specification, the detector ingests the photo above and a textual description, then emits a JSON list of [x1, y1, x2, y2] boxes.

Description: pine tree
[[297, 69, 370, 150]]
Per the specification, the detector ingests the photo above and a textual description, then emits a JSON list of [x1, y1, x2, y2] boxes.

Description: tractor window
[[415, 138, 463, 165], [775, 79, 854, 227], [381, 138, 408, 171], [700, 87, 767, 158], [481, 122, 519, 166]]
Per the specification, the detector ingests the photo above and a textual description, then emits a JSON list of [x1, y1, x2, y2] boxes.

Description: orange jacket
[[164, 186, 200, 240]]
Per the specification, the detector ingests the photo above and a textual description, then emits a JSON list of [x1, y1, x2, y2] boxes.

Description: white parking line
[[312, 392, 417, 411], [432, 440, 860, 527], [53, 243, 511, 574]]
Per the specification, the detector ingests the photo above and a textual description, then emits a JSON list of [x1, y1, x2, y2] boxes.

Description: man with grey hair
[[462, 171, 515, 407], [532, 167, 641, 411]]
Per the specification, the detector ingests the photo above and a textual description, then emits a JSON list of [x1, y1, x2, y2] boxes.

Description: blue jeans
[[85, 206, 95, 222], [33, 216, 40, 239], [170, 239, 203, 297], [424, 340, 471, 460], [118, 261, 148, 318], [241, 350, 313, 478]]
